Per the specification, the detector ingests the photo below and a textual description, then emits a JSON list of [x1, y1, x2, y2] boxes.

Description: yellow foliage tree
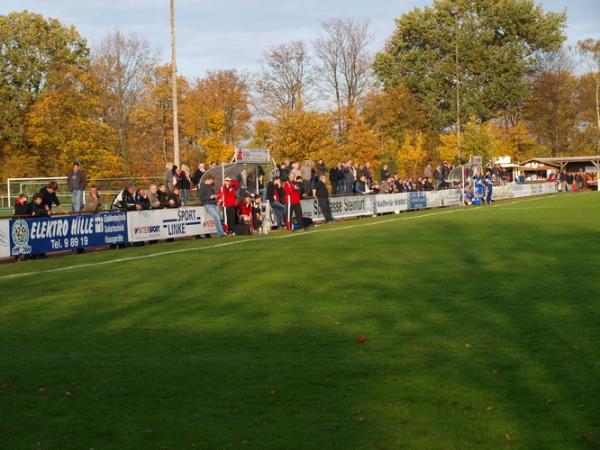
[[396, 132, 428, 177], [24, 65, 123, 179], [269, 109, 337, 162], [198, 111, 234, 164]]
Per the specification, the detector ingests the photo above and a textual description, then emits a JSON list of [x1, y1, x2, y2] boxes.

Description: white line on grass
[[0, 194, 559, 281]]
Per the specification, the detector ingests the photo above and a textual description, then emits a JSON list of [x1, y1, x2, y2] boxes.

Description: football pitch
[[1, 193, 599, 450]]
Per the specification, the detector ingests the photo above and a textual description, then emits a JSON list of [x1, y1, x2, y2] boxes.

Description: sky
[[2, 0, 599, 79]]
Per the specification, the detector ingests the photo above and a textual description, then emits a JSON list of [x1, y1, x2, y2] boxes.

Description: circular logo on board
[[11, 219, 32, 255]]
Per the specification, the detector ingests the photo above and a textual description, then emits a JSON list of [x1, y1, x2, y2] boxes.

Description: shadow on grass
[[0, 212, 599, 450]]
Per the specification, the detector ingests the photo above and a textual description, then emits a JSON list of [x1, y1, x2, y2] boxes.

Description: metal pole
[[221, 163, 227, 228], [454, 10, 461, 161], [461, 165, 465, 206], [170, 0, 180, 167]]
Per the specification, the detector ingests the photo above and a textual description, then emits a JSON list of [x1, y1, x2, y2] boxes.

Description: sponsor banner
[[408, 192, 427, 210], [128, 207, 217, 242], [373, 193, 409, 214], [234, 147, 270, 164], [0, 219, 9, 258], [9, 212, 127, 256], [441, 189, 463, 207], [300, 195, 374, 220]]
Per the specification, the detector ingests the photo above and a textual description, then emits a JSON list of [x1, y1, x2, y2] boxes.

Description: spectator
[[191, 162, 206, 187], [148, 184, 160, 209], [164, 162, 174, 189], [434, 164, 444, 190], [364, 162, 373, 184], [290, 162, 302, 180], [266, 177, 286, 229], [67, 162, 87, 213], [168, 186, 183, 208], [301, 160, 313, 196], [135, 188, 151, 210], [343, 161, 355, 194], [313, 174, 334, 223], [14, 194, 31, 216], [237, 194, 254, 228], [283, 173, 303, 230], [31, 193, 50, 217], [252, 195, 265, 233], [178, 165, 192, 203], [219, 176, 239, 230], [423, 163, 433, 179], [39, 181, 67, 214], [316, 159, 327, 177], [197, 175, 225, 237], [157, 184, 170, 208], [330, 162, 343, 195], [257, 173, 266, 201], [113, 185, 136, 211], [278, 162, 290, 182], [82, 185, 103, 213], [566, 172, 574, 192], [380, 164, 390, 183], [354, 175, 367, 194]]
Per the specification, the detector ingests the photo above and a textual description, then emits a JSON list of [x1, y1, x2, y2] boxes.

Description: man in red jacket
[[283, 174, 304, 230], [219, 176, 239, 232]]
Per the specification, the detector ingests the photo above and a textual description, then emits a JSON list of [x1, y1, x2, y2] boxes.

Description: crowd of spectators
[[11, 158, 581, 228]]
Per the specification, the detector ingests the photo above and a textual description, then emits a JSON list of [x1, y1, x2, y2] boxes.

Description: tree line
[[1, 1, 599, 182]]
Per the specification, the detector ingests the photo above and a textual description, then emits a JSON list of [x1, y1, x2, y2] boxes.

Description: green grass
[[1, 193, 599, 450]]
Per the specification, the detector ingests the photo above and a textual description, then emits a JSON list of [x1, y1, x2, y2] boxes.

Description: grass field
[[1, 193, 599, 450]]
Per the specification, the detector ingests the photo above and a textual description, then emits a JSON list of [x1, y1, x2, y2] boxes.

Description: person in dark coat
[[157, 184, 170, 208], [13, 194, 31, 216], [112, 185, 136, 211], [135, 189, 151, 210], [39, 181, 67, 214], [31, 194, 50, 217], [266, 177, 286, 228], [168, 187, 183, 208], [313, 175, 334, 223]]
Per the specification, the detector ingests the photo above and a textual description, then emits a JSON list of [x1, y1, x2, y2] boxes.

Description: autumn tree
[[0, 11, 88, 169], [93, 31, 157, 170], [269, 109, 336, 162], [524, 50, 578, 156], [396, 132, 428, 177], [577, 39, 600, 152], [130, 65, 189, 175], [255, 41, 314, 116], [23, 65, 122, 179], [374, 0, 566, 130]]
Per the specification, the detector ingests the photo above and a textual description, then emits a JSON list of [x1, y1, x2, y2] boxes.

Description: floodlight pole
[[170, 0, 180, 167], [453, 8, 462, 161]]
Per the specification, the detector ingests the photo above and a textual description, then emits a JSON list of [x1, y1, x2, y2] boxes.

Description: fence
[[0, 182, 559, 259]]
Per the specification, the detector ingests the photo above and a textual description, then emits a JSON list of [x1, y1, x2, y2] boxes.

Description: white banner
[[373, 193, 408, 214], [440, 189, 463, 207], [234, 147, 270, 164], [127, 207, 218, 242], [0, 219, 9, 258], [301, 195, 374, 220]]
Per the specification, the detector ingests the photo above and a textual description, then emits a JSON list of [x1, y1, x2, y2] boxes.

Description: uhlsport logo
[[11, 219, 32, 255]]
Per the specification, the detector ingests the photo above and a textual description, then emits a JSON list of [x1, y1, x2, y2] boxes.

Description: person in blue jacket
[[484, 175, 494, 206]]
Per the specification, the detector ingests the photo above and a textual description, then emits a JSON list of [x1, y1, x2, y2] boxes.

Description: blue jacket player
[[484, 176, 494, 206]]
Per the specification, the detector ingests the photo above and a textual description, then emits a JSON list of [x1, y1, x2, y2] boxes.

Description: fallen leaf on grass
[[504, 434, 512, 441], [64, 390, 73, 397], [580, 434, 593, 442], [355, 335, 368, 344], [37, 386, 47, 396], [356, 416, 364, 423], [545, 399, 554, 404], [464, 343, 472, 348], [486, 406, 494, 411]]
